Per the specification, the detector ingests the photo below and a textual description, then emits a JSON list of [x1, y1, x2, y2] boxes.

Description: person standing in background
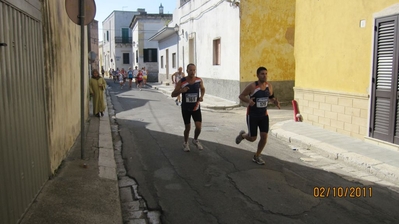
[[89, 69, 106, 117]]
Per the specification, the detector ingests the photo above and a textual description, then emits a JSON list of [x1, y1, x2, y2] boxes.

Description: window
[[123, 53, 129, 64], [172, 53, 176, 68], [122, 28, 129, 43], [136, 50, 138, 63], [144, 48, 158, 62], [161, 56, 164, 68], [144, 49, 157, 62], [106, 31, 109, 41], [213, 38, 221, 65]]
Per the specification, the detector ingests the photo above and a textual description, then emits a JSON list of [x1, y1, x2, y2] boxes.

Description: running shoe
[[183, 142, 190, 152], [192, 139, 203, 150], [235, 130, 246, 144], [252, 155, 265, 165], [175, 99, 179, 105]]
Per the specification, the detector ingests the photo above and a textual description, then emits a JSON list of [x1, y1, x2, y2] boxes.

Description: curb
[[270, 121, 399, 185], [105, 88, 162, 224], [153, 86, 241, 110]]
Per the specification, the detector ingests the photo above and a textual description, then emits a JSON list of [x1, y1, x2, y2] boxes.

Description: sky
[[94, 0, 177, 41]]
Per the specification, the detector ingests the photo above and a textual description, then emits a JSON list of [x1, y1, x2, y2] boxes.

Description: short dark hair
[[186, 63, 195, 71], [257, 67, 267, 75]]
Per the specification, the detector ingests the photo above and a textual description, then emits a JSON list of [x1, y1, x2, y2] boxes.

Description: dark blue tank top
[[181, 77, 202, 111], [247, 81, 270, 117]]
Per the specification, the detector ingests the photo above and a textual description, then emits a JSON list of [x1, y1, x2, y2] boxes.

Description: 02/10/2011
[[313, 186, 372, 198]]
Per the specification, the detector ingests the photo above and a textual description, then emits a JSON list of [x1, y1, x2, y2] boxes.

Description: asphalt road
[[107, 80, 399, 224]]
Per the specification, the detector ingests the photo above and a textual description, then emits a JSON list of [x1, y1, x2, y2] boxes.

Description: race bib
[[186, 93, 198, 103], [256, 97, 268, 108]]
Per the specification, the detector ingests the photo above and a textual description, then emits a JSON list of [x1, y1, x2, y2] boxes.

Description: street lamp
[[174, 24, 179, 32]]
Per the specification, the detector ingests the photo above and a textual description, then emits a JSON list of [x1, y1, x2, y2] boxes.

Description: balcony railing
[[115, 36, 132, 44]]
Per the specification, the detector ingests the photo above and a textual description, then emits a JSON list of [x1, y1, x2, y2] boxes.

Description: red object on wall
[[292, 100, 299, 122]]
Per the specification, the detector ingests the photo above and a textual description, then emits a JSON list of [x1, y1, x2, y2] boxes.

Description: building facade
[[294, 0, 399, 149], [130, 9, 172, 82], [152, 0, 241, 103], [102, 10, 138, 72], [240, 0, 296, 104], [149, 26, 178, 83]]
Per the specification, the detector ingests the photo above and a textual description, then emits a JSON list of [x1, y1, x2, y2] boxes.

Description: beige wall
[[294, 88, 369, 139], [42, 0, 89, 172]]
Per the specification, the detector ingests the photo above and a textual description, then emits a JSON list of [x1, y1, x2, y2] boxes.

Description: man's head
[[178, 67, 183, 72], [256, 67, 268, 83], [186, 63, 196, 77], [135, 66, 138, 69]]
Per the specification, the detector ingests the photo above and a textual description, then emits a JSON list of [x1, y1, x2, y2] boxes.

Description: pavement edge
[[105, 85, 162, 224]]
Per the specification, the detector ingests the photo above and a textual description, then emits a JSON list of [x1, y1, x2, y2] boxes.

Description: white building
[[130, 8, 172, 82], [102, 10, 139, 72], [150, 0, 240, 103]]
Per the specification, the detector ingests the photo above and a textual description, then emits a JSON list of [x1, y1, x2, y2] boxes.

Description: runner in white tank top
[[171, 67, 185, 105]]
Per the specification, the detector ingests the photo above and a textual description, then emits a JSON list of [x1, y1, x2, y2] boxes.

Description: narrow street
[[107, 80, 399, 224]]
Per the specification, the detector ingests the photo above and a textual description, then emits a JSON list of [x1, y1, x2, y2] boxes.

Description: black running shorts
[[246, 115, 269, 137], [182, 108, 202, 125]]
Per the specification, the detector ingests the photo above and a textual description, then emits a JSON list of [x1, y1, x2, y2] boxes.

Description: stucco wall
[[158, 32, 178, 83], [240, 0, 295, 101], [42, 0, 88, 172]]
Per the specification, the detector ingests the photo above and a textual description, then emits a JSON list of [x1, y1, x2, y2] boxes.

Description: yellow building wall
[[240, 0, 296, 102], [42, 0, 89, 172], [295, 0, 399, 93], [294, 0, 399, 141]]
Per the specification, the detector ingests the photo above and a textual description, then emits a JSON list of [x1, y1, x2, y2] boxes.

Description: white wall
[[177, 0, 240, 81], [132, 23, 139, 67], [158, 33, 179, 79]]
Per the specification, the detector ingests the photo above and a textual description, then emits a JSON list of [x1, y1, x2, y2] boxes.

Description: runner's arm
[[171, 73, 176, 83], [268, 83, 280, 109], [239, 83, 254, 105], [171, 80, 183, 97], [199, 79, 205, 101]]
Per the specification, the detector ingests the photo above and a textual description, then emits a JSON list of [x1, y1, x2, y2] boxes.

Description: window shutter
[[371, 16, 398, 142], [144, 49, 149, 62], [151, 49, 158, 62], [395, 68, 399, 144]]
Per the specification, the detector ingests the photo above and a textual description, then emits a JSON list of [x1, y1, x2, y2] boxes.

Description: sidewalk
[[150, 82, 399, 186], [20, 105, 123, 223], [270, 120, 399, 186]]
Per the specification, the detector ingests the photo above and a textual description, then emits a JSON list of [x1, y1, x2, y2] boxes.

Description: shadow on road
[[106, 79, 399, 224]]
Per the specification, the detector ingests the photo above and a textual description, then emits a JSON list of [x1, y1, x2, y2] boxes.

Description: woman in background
[[89, 69, 106, 117]]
